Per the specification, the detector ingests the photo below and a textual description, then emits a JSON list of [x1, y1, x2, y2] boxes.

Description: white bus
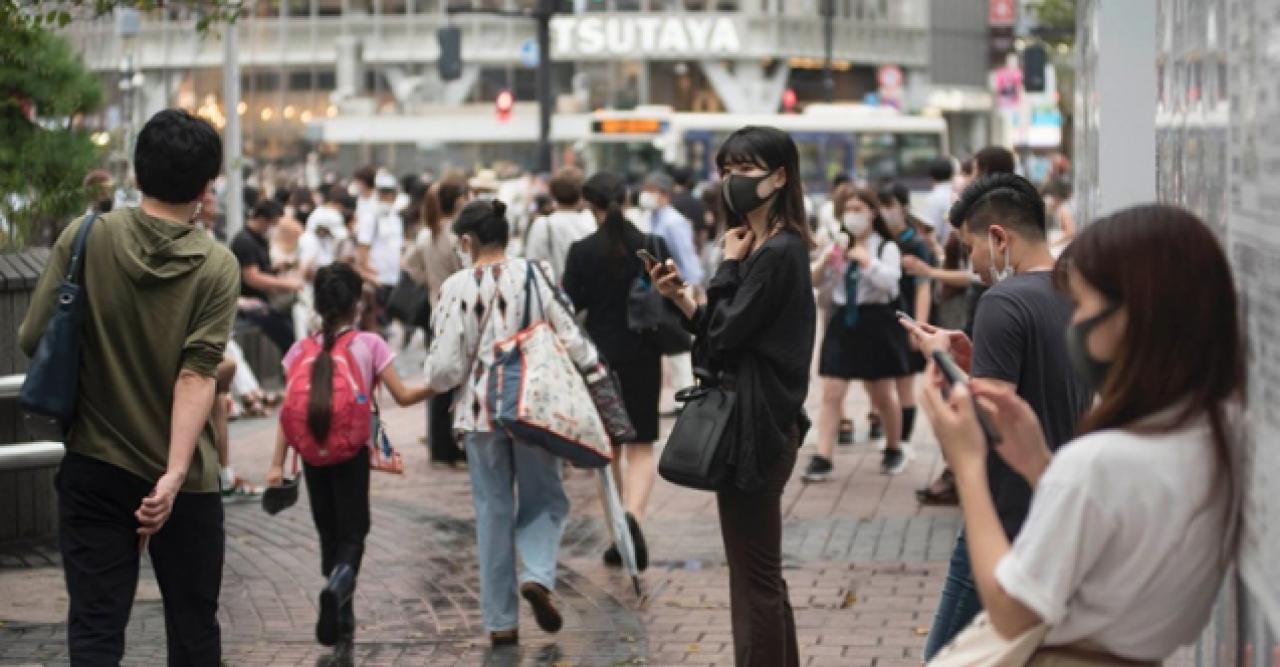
[[582, 105, 949, 193]]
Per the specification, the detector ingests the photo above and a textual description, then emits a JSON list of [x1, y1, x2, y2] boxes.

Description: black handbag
[[657, 369, 736, 491], [627, 236, 693, 355], [19, 211, 98, 437], [262, 451, 301, 515], [386, 270, 430, 328]]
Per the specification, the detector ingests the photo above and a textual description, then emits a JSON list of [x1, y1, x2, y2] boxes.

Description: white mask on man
[[638, 191, 660, 211]]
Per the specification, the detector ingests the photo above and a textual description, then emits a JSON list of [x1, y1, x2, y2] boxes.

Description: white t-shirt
[[357, 204, 404, 286], [921, 181, 954, 246], [524, 209, 596, 281], [995, 412, 1235, 660]]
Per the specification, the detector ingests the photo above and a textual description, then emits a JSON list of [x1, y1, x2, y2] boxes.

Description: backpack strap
[[330, 330, 369, 397]]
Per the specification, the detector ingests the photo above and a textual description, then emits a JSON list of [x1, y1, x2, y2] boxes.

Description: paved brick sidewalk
[[1, 350, 958, 666]]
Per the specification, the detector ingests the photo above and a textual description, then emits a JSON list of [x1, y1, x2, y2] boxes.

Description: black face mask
[[1066, 303, 1120, 393], [722, 171, 777, 225], [95, 199, 113, 213]]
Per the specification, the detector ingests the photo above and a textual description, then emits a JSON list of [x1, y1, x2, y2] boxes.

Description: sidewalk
[[0, 350, 958, 666]]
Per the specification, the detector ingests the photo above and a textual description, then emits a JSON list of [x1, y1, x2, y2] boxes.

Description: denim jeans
[[924, 530, 984, 661], [463, 430, 570, 632]]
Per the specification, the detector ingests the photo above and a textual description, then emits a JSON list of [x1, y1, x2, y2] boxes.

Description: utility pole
[[223, 14, 244, 240], [821, 0, 835, 103]]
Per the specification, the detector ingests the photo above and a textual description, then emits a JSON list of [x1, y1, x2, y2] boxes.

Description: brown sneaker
[[489, 629, 519, 647], [519, 582, 563, 633]]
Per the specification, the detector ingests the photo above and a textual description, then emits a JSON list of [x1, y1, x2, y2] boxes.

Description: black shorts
[[818, 304, 912, 381]]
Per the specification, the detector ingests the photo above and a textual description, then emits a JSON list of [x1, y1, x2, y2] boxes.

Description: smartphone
[[931, 349, 1002, 445], [635, 249, 660, 270]]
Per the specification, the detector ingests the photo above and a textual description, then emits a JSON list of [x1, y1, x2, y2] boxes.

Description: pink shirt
[[282, 331, 395, 394]]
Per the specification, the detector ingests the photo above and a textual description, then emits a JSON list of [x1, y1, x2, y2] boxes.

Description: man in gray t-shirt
[[911, 174, 1092, 661]]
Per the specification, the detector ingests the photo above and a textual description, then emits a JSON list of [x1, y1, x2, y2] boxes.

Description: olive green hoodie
[[19, 207, 240, 492]]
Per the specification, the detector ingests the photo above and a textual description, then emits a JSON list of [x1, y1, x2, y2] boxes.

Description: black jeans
[[237, 308, 296, 357], [428, 389, 464, 464], [56, 452, 224, 667], [302, 449, 371, 636], [716, 438, 800, 667]]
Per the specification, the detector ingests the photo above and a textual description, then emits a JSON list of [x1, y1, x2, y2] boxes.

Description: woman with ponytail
[[266, 263, 431, 666], [561, 171, 668, 571]]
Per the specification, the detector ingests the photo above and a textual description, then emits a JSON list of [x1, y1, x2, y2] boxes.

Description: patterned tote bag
[[487, 261, 613, 468]]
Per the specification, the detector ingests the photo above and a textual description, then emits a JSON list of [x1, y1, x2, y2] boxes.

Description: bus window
[[796, 138, 823, 191], [856, 132, 898, 183], [823, 136, 853, 186], [898, 133, 943, 180], [590, 142, 665, 185]]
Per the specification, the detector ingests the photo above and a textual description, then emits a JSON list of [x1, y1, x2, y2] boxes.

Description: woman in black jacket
[[562, 171, 669, 571], [651, 126, 816, 667]]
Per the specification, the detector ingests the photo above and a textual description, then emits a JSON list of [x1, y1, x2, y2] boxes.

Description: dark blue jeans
[[924, 530, 984, 661]]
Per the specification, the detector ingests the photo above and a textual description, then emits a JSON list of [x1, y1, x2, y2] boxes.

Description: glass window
[[855, 132, 897, 182], [898, 133, 942, 179], [823, 139, 851, 185]]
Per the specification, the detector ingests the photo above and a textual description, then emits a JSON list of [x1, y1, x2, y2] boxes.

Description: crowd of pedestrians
[[16, 107, 1247, 667]]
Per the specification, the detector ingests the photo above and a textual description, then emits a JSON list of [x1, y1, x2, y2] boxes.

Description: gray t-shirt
[[971, 270, 1093, 539]]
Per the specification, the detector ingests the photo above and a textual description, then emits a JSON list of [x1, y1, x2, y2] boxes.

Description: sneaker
[[801, 455, 834, 483], [519, 582, 563, 633], [881, 447, 908, 475], [837, 419, 854, 446], [220, 477, 262, 503], [490, 629, 519, 647]]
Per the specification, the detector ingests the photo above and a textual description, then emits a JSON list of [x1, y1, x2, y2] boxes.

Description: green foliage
[[5, 1, 244, 34], [1029, 0, 1076, 49], [0, 11, 103, 249]]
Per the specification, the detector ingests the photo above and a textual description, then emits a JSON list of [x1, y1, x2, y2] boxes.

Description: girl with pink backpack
[[265, 263, 432, 666]]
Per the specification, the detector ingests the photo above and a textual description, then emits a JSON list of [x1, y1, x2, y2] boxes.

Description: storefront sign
[[551, 16, 742, 57]]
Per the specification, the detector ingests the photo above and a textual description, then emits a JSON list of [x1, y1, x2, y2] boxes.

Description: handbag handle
[[65, 211, 100, 284]]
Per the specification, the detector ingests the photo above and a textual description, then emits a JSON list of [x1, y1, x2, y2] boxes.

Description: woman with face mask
[[921, 204, 1242, 665], [650, 126, 815, 667], [803, 185, 912, 483]]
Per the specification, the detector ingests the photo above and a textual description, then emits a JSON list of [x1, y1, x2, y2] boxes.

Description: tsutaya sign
[[550, 15, 742, 58]]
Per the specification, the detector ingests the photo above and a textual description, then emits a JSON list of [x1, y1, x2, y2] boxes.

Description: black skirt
[[818, 304, 912, 381], [612, 356, 661, 443]]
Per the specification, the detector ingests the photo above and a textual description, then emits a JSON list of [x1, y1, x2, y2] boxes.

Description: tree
[[0, 10, 104, 249], [1029, 0, 1077, 158]]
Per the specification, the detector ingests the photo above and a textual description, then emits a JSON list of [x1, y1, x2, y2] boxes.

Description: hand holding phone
[[636, 249, 660, 270], [931, 349, 1002, 445]]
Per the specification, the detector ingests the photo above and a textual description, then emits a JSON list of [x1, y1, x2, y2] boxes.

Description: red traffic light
[[496, 89, 514, 122], [782, 88, 797, 113]]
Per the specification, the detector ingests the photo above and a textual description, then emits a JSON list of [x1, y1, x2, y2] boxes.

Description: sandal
[[916, 469, 959, 506], [243, 399, 270, 419]]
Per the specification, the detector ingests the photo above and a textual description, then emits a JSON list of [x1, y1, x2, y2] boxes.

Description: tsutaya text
[[550, 15, 742, 58]]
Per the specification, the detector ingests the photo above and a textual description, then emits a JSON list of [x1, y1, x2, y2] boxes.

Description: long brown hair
[[422, 177, 469, 239], [1055, 204, 1244, 463]]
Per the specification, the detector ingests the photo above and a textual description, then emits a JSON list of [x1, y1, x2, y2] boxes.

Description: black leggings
[[428, 389, 464, 464]]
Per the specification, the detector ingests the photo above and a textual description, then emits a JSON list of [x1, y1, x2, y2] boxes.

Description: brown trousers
[[716, 437, 800, 667]]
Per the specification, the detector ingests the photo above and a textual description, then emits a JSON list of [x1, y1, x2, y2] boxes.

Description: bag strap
[[521, 259, 545, 330], [65, 211, 99, 284], [529, 259, 604, 376]]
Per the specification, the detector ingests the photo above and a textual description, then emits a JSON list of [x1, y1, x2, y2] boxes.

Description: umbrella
[[596, 467, 642, 596]]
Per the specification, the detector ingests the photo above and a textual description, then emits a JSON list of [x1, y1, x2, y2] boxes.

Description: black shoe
[[520, 581, 563, 633], [603, 544, 621, 567], [881, 447, 908, 475], [626, 512, 649, 572], [801, 455, 833, 483], [317, 564, 355, 646], [837, 419, 854, 446], [868, 414, 884, 441], [316, 638, 354, 667], [490, 629, 519, 647]]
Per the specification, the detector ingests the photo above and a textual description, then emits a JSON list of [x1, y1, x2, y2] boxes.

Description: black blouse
[[688, 229, 816, 491]]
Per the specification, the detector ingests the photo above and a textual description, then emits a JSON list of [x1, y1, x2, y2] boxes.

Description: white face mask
[[347, 182, 361, 197], [882, 208, 904, 229], [843, 211, 871, 236], [638, 191, 660, 211], [987, 233, 1013, 283]]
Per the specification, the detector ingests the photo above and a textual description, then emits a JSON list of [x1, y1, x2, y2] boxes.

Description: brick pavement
[[1, 349, 958, 666]]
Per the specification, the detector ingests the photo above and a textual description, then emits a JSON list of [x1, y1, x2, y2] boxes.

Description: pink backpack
[[281, 331, 373, 466]]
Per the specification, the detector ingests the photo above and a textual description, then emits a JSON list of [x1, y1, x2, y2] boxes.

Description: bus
[[581, 105, 949, 194]]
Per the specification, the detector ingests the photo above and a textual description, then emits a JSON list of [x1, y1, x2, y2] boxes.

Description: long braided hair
[[307, 263, 364, 443]]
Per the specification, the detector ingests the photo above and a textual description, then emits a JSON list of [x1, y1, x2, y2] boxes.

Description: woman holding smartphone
[[651, 126, 815, 667], [918, 204, 1241, 664]]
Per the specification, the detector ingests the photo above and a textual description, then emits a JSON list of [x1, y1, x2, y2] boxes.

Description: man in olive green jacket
[[18, 110, 239, 665]]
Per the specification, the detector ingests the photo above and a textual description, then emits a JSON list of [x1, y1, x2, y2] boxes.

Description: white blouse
[[423, 258, 599, 434]]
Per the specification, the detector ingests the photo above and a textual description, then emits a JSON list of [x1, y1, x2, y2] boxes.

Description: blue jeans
[[464, 431, 570, 632], [924, 530, 984, 661]]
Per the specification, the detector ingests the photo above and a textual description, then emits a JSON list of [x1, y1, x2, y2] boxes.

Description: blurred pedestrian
[[651, 126, 815, 667], [421, 200, 601, 647], [355, 173, 404, 333], [524, 166, 595, 281], [920, 158, 955, 246], [641, 172, 702, 402], [669, 165, 707, 243], [232, 199, 303, 356], [904, 173, 1093, 661], [18, 109, 238, 664], [268, 263, 431, 666], [920, 204, 1241, 664], [563, 171, 668, 571], [804, 186, 911, 482]]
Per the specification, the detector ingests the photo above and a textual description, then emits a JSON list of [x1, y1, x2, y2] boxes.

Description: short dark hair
[[252, 199, 284, 221], [973, 146, 1016, 176], [831, 173, 851, 189], [324, 183, 346, 204], [452, 199, 510, 248], [949, 173, 1046, 239], [548, 166, 584, 206], [353, 165, 377, 189], [669, 165, 695, 188], [133, 109, 222, 204], [877, 181, 910, 208], [927, 158, 954, 182]]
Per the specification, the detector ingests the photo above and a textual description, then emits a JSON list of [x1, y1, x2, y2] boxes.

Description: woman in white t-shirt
[[919, 203, 1243, 664]]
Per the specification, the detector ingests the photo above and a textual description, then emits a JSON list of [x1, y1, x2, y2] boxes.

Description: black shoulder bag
[[626, 235, 693, 354], [19, 211, 99, 437], [658, 368, 737, 491]]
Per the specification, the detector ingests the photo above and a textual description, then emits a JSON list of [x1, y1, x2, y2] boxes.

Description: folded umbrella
[[597, 467, 642, 596]]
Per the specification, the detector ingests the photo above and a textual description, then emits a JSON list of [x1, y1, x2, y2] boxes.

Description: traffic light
[[782, 88, 797, 113], [438, 26, 462, 81], [495, 89, 514, 122], [1022, 44, 1047, 93]]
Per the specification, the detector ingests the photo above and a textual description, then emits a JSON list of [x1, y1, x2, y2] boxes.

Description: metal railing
[[0, 375, 65, 471]]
